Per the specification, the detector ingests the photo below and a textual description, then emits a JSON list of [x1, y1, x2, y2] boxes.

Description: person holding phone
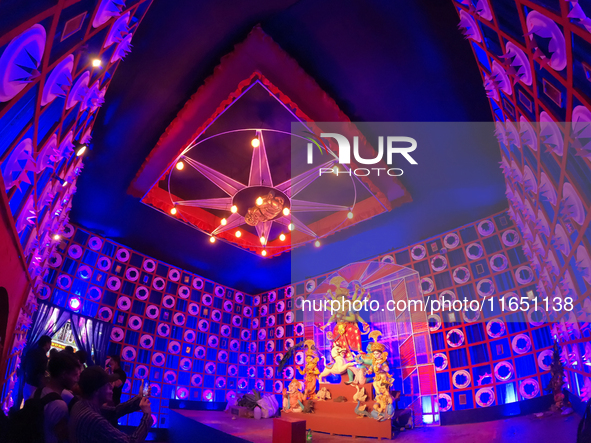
[[106, 355, 127, 406], [69, 366, 153, 443]]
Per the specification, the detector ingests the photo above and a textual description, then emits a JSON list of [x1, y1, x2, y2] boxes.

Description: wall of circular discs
[[38, 226, 258, 428], [0, 0, 154, 416], [285, 210, 554, 418], [452, 0, 591, 406]]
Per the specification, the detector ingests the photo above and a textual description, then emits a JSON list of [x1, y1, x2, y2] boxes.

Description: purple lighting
[[69, 297, 81, 310]]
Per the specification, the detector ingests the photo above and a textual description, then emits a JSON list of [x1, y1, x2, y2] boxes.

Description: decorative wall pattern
[[453, 0, 591, 403], [0, 0, 153, 415]]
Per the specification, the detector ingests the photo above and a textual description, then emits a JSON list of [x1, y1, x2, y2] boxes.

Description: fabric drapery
[[69, 312, 112, 367]]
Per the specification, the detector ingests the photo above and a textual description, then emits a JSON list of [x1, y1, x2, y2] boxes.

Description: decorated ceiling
[[68, 0, 506, 292]]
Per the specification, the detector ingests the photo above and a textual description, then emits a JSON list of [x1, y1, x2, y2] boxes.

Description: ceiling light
[[53, 234, 61, 241], [231, 205, 238, 213], [170, 207, 177, 215], [347, 211, 354, 219], [69, 297, 81, 310], [221, 218, 227, 226], [76, 145, 87, 156], [235, 230, 241, 238], [256, 197, 263, 206], [315, 240, 321, 247], [260, 236, 266, 244], [209, 236, 216, 243], [261, 250, 267, 256], [251, 138, 260, 148], [288, 223, 295, 231], [279, 233, 286, 241], [333, 166, 338, 174], [92, 58, 102, 68], [282, 207, 290, 216], [176, 161, 184, 170]]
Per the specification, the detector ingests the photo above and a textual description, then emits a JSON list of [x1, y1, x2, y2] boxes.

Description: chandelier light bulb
[[288, 223, 295, 231], [235, 230, 241, 238], [221, 218, 227, 226], [256, 197, 263, 206], [315, 240, 321, 247], [92, 58, 102, 68], [231, 205, 238, 213], [209, 236, 216, 243], [251, 138, 260, 148], [261, 250, 267, 257], [347, 211, 354, 219], [76, 145, 87, 156], [176, 161, 184, 170], [260, 236, 266, 244], [279, 233, 286, 241], [283, 207, 290, 216], [53, 234, 61, 241], [170, 207, 177, 215]]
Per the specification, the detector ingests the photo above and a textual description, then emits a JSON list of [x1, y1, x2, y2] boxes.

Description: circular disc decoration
[[431, 255, 448, 272], [475, 387, 495, 407], [252, 318, 259, 329], [453, 267, 470, 284], [428, 314, 442, 332], [188, 303, 199, 316], [434, 352, 448, 371], [239, 354, 249, 365], [192, 277, 204, 289], [285, 339, 294, 350], [527, 307, 547, 327], [203, 390, 214, 401], [286, 312, 294, 323], [208, 335, 219, 348], [106, 277, 121, 291], [520, 378, 540, 399], [305, 280, 316, 292], [286, 286, 294, 298], [439, 290, 457, 303], [37, 284, 51, 300], [230, 340, 239, 351], [212, 310, 222, 322], [115, 248, 130, 262], [284, 367, 294, 379], [68, 245, 83, 259], [146, 305, 159, 319], [223, 300, 233, 312], [140, 335, 153, 349], [265, 367, 274, 379], [490, 254, 508, 272], [439, 393, 452, 412], [494, 361, 514, 381], [135, 286, 149, 300], [177, 285, 190, 299], [267, 315, 276, 327], [274, 381, 284, 394], [164, 370, 177, 384], [194, 346, 205, 359], [478, 220, 495, 236], [512, 334, 532, 355], [276, 326, 285, 338], [266, 340, 275, 352], [117, 296, 131, 311], [446, 329, 465, 348], [462, 309, 481, 323], [177, 387, 189, 399], [57, 275, 72, 290], [466, 243, 484, 260], [277, 301, 285, 312], [202, 294, 213, 306], [258, 329, 266, 340], [411, 245, 426, 260], [168, 341, 181, 354], [111, 327, 124, 342], [249, 342, 257, 353], [191, 374, 203, 387], [88, 236, 102, 251], [198, 319, 209, 332], [97, 257, 111, 271], [268, 291, 277, 302], [142, 259, 156, 272], [502, 230, 519, 246], [537, 349, 553, 371], [241, 330, 250, 340], [168, 268, 181, 281], [235, 292, 244, 303], [221, 325, 231, 337], [486, 318, 506, 338], [452, 370, 471, 389], [77, 265, 92, 280], [173, 313, 185, 326], [515, 266, 534, 285], [152, 353, 165, 366], [381, 255, 395, 263], [183, 330, 195, 343], [152, 277, 165, 290], [163, 295, 175, 309], [134, 365, 148, 379], [121, 346, 136, 362], [477, 279, 495, 297], [243, 306, 252, 317], [228, 365, 238, 376], [232, 315, 242, 327], [215, 286, 225, 297], [260, 305, 268, 316], [295, 323, 304, 336], [157, 323, 170, 337], [205, 362, 217, 375], [125, 267, 139, 281], [48, 252, 62, 268], [421, 277, 434, 294], [444, 233, 460, 249], [97, 307, 112, 322], [238, 378, 248, 390]]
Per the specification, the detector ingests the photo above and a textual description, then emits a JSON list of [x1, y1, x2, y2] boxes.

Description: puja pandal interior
[[1, 0, 591, 442]]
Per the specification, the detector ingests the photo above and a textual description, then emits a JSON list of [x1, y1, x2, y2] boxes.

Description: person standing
[[69, 366, 153, 443], [39, 352, 81, 443], [107, 355, 126, 406], [23, 335, 52, 401]]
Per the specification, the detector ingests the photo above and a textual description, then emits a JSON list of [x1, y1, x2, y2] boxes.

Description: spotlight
[[279, 233, 286, 241], [92, 58, 102, 68], [347, 211, 354, 219], [235, 230, 241, 238], [260, 236, 266, 244], [333, 166, 338, 174], [53, 234, 61, 241], [256, 197, 263, 206], [176, 161, 184, 170], [209, 236, 216, 243], [231, 205, 238, 213], [221, 218, 227, 226], [261, 250, 267, 256], [170, 207, 177, 215], [69, 297, 81, 310], [251, 138, 260, 148], [76, 145, 87, 156], [288, 223, 295, 231], [315, 240, 321, 247], [283, 207, 290, 216]]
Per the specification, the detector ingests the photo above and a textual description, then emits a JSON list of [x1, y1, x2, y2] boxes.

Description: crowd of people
[[15, 335, 153, 443]]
